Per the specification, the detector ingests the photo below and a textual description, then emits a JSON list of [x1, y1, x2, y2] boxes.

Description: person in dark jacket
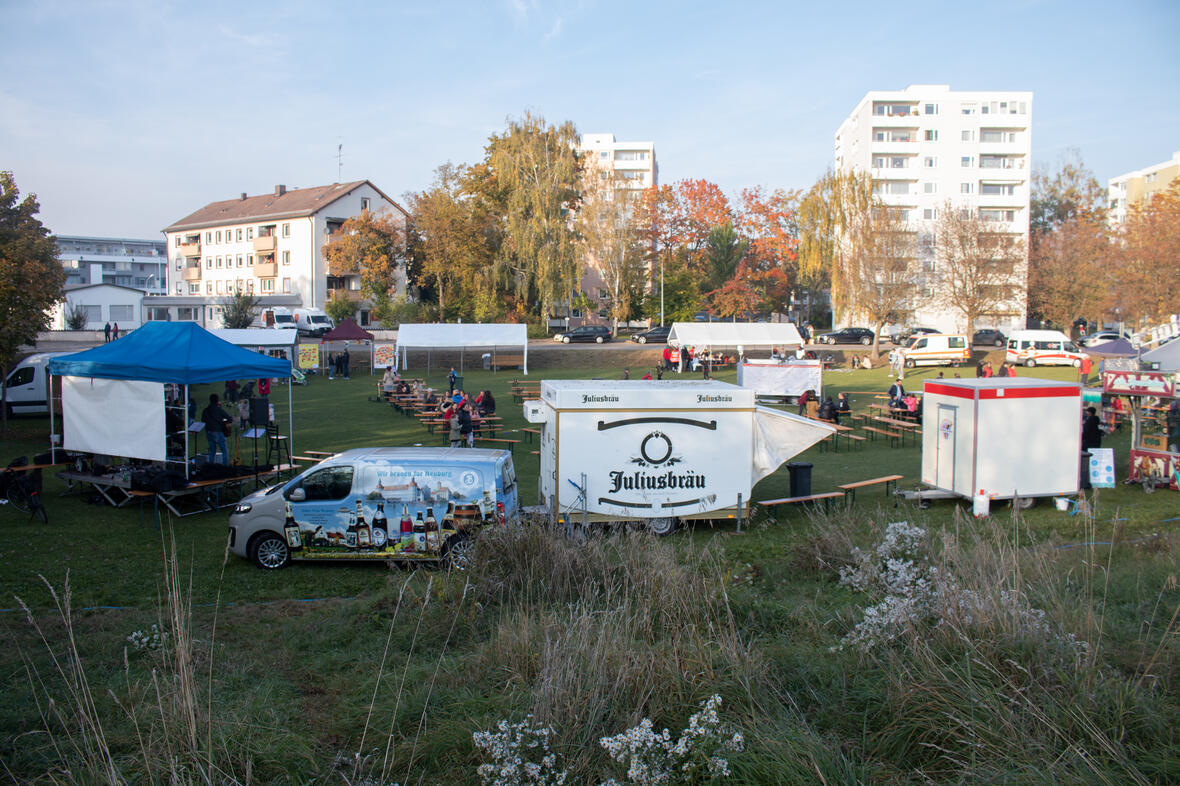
[[458, 405, 473, 447], [201, 394, 232, 465], [1081, 406, 1103, 450], [818, 396, 836, 422]]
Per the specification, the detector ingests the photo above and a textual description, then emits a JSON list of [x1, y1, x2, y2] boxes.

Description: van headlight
[[233, 503, 252, 514]]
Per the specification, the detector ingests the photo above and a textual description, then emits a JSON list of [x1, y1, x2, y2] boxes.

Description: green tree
[[323, 209, 407, 303], [850, 208, 917, 356], [1030, 149, 1106, 234], [797, 170, 875, 322], [219, 290, 260, 329], [64, 302, 88, 330], [324, 291, 356, 325], [703, 221, 749, 291], [576, 165, 647, 335], [485, 112, 582, 320], [936, 202, 1026, 339], [1, 172, 64, 433]]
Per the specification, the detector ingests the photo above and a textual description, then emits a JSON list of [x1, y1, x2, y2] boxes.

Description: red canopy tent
[[319, 318, 375, 376]]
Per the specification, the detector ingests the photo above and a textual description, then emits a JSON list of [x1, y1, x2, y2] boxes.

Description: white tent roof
[[1141, 339, 1180, 372], [396, 323, 529, 374], [667, 322, 803, 349], [210, 328, 299, 348]]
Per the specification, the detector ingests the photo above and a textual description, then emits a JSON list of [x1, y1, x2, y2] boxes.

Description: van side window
[[1021, 341, 1031, 349], [1034, 340, 1059, 350], [299, 467, 354, 500], [948, 337, 965, 348], [914, 338, 927, 349], [500, 460, 516, 491], [6, 367, 34, 387]]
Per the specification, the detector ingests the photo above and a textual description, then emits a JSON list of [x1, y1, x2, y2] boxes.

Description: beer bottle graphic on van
[[345, 511, 359, 550], [425, 508, 439, 551], [400, 504, 414, 550], [412, 511, 427, 551], [355, 500, 372, 550], [372, 502, 388, 550], [284, 501, 302, 551]]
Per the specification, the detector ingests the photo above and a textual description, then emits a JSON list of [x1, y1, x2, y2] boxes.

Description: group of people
[[797, 389, 852, 425], [102, 322, 120, 342], [975, 361, 1017, 378], [887, 380, 923, 420], [328, 349, 351, 379], [387, 371, 498, 449]]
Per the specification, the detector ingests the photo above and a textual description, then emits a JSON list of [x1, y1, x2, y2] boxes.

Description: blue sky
[[2, 0, 1177, 238]]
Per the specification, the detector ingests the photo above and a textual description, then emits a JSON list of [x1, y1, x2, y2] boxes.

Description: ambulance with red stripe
[[1005, 330, 1085, 368], [896, 334, 971, 368]]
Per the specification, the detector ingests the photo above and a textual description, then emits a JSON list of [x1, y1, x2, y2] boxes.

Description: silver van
[[2, 353, 67, 416], [229, 447, 519, 569]]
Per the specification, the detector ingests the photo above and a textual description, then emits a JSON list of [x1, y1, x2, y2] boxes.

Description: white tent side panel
[[751, 406, 836, 483], [667, 322, 803, 349], [737, 361, 822, 397], [62, 377, 167, 461], [209, 329, 299, 348], [395, 323, 529, 374]]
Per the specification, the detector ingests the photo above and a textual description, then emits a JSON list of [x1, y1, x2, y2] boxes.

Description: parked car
[[817, 327, 875, 345], [1006, 330, 1085, 367], [553, 325, 612, 344], [891, 326, 940, 345], [972, 328, 1007, 347], [897, 334, 971, 367], [1078, 330, 1128, 347], [630, 325, 671, 344]]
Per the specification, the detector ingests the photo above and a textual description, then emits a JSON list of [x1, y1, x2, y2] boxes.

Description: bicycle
[[0, 462, 48, 524]]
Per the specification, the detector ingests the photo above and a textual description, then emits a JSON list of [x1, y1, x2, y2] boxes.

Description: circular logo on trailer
[[640, 431, 673, 465], [940, 419, 953, 440], [460, 471, 478, 488]]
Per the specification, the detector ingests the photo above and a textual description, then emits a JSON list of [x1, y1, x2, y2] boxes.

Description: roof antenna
[[336, 140, 343, 182]]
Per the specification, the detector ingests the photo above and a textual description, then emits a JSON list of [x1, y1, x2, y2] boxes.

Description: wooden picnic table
[[873, 416, 920, 446]]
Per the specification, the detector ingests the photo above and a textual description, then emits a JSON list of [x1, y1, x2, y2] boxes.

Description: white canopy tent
[[1142, 339, 1180, 372], [667, 322, 804, 351], [210, 329, 299, 350], [396, 323, 529, 374]]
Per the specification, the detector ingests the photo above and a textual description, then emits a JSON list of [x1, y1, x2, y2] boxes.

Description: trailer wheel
[[1025, 358, 1036, 368], [646, 517, 678, 536]]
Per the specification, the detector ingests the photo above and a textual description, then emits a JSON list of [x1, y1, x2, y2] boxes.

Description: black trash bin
[[787, 462, 813, 497]]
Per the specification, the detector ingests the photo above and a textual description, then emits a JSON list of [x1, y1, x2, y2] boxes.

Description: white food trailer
[[915, 378, 1082, 505], [736, 359, 822, 399], [523, 380, 835, 533]]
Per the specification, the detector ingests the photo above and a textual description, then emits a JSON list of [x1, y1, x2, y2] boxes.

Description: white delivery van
[[524, 379, 834, 534], [915, 378, 1082, 504], [293, 308, 334, 337], [1006, 330, 1084, 368], [253, 306, 296, 330], [897, 335, 970, 368], [2, 353, 67, 416], [229, 448, 519, 569]]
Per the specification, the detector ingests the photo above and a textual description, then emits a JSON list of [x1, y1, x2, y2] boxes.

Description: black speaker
[[250, 397, 269, 427]]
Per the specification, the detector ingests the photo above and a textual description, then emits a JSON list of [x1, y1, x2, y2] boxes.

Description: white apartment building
[[835, 84, 1032, 335], [57, 235, 167, 294], [1108, 150, 1180, 225], [576, 134, 658, 325], [158, 180, 408, 327]]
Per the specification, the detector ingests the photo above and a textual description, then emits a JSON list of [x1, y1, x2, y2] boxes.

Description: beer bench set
[[758, 474, 903, 520]]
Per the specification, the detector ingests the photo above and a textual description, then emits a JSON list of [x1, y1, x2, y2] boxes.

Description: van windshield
[[274, 315, 295, 325], [309, 316, 331, 325], [290, 466, 354, 500]]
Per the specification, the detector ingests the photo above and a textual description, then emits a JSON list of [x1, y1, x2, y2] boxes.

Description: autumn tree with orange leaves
[[1116, 177, 1180, 325]]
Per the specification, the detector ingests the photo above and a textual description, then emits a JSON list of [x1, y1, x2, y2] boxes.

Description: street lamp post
[[659, 253, 665, 327]]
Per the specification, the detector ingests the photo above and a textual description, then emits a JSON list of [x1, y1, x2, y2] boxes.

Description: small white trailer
[[523, 379, 834, 533], [913, 378, 1082, 506], [736, 359, 822, 400]]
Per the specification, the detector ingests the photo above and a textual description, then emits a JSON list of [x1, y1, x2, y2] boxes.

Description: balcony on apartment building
[[871, 102, 921, 122], [979, 155, 1025, 171], [254, 235, 277, 253], [181, 262, 202, 281], [178, 239, 201, 257], [255, 261, 277, 278]]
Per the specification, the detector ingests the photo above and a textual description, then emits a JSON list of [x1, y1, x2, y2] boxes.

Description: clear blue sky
[[2, 0, 1177, 238]]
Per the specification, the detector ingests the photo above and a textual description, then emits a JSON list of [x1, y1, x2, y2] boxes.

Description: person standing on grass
[[342, 347, 351, 379], [103, 322, 111, 342], [112, 323, 120, 340], [448, 404, 463, 448], [201, 393, 232, 465], [448, 366, 457, 394], [1081, 406, 1103, 450], [460, 403, 475, 447]]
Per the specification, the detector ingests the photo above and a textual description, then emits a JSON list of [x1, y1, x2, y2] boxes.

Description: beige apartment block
[[1108, 150, 1180, 225]]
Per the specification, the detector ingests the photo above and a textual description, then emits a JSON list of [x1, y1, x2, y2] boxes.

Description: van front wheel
[[1026, 359, 1037, 368], [647, 517, 679, 536], [249, 531, 290, 570]]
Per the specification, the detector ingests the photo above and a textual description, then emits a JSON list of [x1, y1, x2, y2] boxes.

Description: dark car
[[972, 328, 1007, 347], [818, 327, 875, 345], [631, 325, 671, 344], [891, 326, 941, 345], [553, 325, 612, 344]]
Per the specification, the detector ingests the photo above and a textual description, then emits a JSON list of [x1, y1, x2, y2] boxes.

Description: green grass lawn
[[0, 360, 1176, 783]]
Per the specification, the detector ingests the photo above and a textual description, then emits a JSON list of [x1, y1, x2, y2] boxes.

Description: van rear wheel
[[647, 517, 678, 536], [441, 532, 473, 570], [1026, 359, 1037, 368]]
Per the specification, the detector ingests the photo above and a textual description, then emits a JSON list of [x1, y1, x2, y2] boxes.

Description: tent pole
[[523, 340, 528, 376], [288, 371, 294, 458], [49, 373, 57, 463], [184, 385, 190, 479]]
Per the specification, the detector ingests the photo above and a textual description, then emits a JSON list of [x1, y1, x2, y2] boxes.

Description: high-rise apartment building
[[1108, 150, 1180, 225], [57, 235, 167, 294], [835, 84, 1032, 334], [579, 133, 658, 191]]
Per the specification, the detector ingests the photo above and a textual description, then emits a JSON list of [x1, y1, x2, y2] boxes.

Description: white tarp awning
[[396, 323, 529, 374], [63, 377, 167, 461], [210, 328, 299, 348], [1141, 339, 1180, 372], [738, 360, 823, 397], [667, 322, 803, 350], [751, 406, 835, 483]]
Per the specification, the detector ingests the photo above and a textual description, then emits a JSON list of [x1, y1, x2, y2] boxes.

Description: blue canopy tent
[[49, 322, 293, 471]]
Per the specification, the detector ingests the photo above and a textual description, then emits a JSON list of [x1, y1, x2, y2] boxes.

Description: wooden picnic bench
[[757, 491, 845, 518], [862, 425, 902, 446], [839, 474, 904, 504], [470, 436, 521, 454], [521, 427, 541, 443], [487, 353, 525, 370]]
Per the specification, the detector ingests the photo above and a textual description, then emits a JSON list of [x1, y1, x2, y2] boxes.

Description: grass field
[[1, 359, 1177, 783]]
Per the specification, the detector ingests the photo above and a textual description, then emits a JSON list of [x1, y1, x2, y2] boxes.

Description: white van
[[1005, 330, 1084, 368], [897, 334, 970, 368], [253, 307, 296, 330], [1, 353, 67, 416], [292, 308, 334, 337], [229, 447, 520, 569]]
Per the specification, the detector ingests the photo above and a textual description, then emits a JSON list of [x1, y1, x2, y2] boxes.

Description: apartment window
[[961, 156, 974, 167], [237, 255, 243, 267], [922, 259, 936, 272], [216, 231, 222, 243], [216, 256, 222, 268], [174, 237, 180, 247], [961, 183, 974, 194], [924, 182, 937, 194], [247, 227, 253, 240], [246, 279, 255, 292], [980, 129, 1016, 143], [599, 151, 608, 159], [873, 156, 885, 168], [282, 223, 290, 238], [980, 183, 1016, 196], [885, 181, 910, 195], [247, 254, 254, 266], [923, 156, 937, 168], [282, 277, 292, 293], [216, 281, 223, 294], [924, 130, 938, 141], [236, 228, 243, 241], [961, 130, 973, 142], [923, 208, 939, 220], [235, 278, 243, 292], [980, 209, 1017, 222], [260, 278, 275, 293], [205, 231, 212, 243], [206, 256, 213, 269], [360, 197, 370, 210], [188, 283, 199, 294], [206, 282, 213, 294], [282, 250, 291, 265], [961, 104, 976, 115], [924, 103, 938, 115]]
